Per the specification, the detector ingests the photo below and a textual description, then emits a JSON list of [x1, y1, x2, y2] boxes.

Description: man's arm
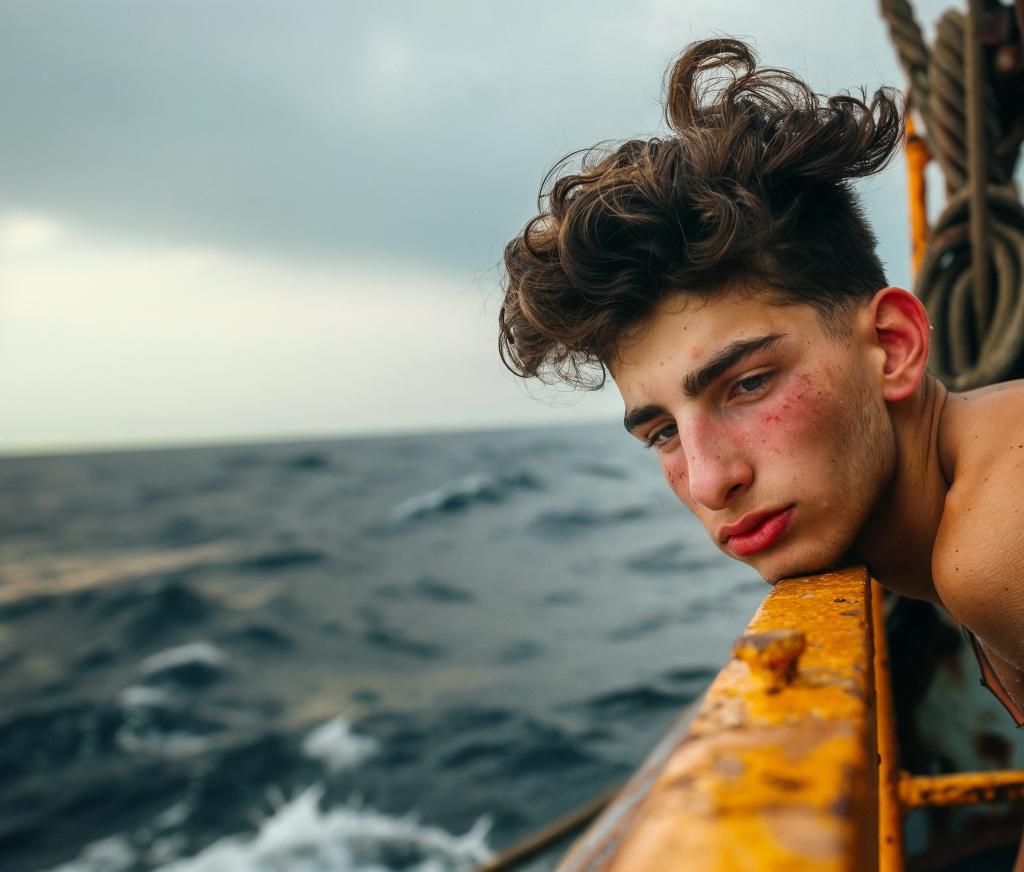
[[932, 387, 1024, 681]]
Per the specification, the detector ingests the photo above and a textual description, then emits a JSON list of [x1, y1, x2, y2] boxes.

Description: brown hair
[[498, 38, 904, 389]]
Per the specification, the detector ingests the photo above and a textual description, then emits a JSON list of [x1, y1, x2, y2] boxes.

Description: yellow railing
[[549, 567, 1024, 871]]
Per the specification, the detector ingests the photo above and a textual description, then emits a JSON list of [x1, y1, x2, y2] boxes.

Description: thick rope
[[880, 0, 932, 115], [881, 0, 1024, 388], [918, 184, 1024, 388], [928, 11, 1012, 194]]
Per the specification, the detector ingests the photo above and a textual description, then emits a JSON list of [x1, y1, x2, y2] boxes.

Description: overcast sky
[[0, 0, 952, 453]]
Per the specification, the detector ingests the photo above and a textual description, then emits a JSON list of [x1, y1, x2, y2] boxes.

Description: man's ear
[[865, 287, 931, 402]]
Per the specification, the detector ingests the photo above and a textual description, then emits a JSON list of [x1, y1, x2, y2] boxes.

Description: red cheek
[[758, 374, 831, 433]]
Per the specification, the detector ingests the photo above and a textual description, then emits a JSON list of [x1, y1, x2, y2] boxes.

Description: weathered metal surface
[[555, 567, 878, 872], [872, 580, 904, 872], [900, 770, 1024, 808], [733, 629, 806, 692]]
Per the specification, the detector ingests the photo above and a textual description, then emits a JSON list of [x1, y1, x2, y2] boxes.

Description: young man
[[498, 39, 1024, 723]]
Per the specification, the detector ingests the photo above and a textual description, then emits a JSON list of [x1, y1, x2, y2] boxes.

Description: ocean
[[0, 421, 764, 872]]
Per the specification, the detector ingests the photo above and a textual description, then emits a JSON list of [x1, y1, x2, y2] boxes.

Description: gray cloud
[[1, 1, 919, 277]]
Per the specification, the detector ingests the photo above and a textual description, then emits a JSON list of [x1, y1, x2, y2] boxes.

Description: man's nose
[[682, 424, 753, 511]]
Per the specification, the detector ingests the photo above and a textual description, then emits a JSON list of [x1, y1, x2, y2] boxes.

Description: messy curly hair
[[499, 38, 904, 389]]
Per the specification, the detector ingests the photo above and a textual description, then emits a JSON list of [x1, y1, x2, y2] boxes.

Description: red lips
[[720, 506, 795, 557]]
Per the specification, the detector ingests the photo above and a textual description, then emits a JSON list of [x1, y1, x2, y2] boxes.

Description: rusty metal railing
[[547, 567, 1024, 871], [556, 567, 879, 871]]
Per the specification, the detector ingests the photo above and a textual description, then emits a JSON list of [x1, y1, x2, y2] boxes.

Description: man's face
[[612, 290, 896, 584]]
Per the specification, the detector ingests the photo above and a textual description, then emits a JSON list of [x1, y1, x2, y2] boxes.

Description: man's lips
[[720, 506, 795, 557]]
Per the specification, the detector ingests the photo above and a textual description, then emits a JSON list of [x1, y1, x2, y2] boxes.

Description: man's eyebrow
[[622, 332, 787, 435], [682, 332, 787, 399], [623, 403, 665, 435]]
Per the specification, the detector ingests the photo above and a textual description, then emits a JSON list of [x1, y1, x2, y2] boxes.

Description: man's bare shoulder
[[938, 378, 1024, 472], [933, 378, 1024, 668]]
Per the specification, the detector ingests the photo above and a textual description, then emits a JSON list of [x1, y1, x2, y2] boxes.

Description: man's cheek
[[660, 457, 691, 505], [757, 373, 832, 447], [792, 370, 842, 422]]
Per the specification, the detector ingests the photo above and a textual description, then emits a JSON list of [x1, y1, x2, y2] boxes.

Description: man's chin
[[756, 551, 852, 587], [719, 534, 856, 587]]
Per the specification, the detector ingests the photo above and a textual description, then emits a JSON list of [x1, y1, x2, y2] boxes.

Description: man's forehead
[[613, 291, 802, 371]]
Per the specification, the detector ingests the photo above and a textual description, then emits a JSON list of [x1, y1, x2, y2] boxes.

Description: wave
[[0, 544, 237, 605], [43, 834, 137, 872], [624, 541, 718, 574], [494, 640, 542, 663], [0, 592, 53, 619], [581, 683, 699, 716], [530, 503, 648, 537], [139, 641, 227, 688], [389, 471, 541, 523], [301, 716, 379, 773], [42, 787, 493, 872], [606, 612, 677, 642], [287, 452, 330, 471], [363, 627, 444, 659], [168, 786, 491, 872], [373, 576, 474, 604], [238, 548, 328, 572], [353, 704, 608, 784], [225, 621, 294, 649], [573, 461, 629, 479], [116, 674, 224, 757], [100, 581, 215, 647], [607, 596, 730, 641], [158, 515, 214, 547], [355, 604, 444, 657], [661, 665, 717, 684]]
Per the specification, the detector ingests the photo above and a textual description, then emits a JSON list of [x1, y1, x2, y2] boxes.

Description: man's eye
[[731, 372, 772, 397], [643, 423, 677, 449]]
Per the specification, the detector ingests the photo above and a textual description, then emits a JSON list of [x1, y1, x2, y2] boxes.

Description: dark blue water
[[0, 422, 764, 871]]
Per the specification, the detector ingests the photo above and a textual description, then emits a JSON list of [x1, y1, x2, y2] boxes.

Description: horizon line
[[0, 415, 623, 461]]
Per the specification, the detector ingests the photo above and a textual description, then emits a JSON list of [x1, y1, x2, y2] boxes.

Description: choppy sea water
[[0, 421, 764, 872]]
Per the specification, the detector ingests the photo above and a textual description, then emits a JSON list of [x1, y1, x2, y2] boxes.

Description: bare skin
[[612, 285, 1024, 716]]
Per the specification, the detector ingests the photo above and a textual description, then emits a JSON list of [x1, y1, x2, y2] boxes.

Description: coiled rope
[[880, 0, 1024, 389]]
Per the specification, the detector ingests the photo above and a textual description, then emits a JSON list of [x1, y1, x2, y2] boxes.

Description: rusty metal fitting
[[732, 628, 807, 692]]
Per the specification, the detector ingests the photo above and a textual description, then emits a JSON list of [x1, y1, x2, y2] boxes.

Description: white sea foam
[[153, 785, 493, 872], [115, 728, 212, 756], [389, 470, 540, 523], [139, 641, 226, 679], [116, 683, 212, 757], [151, 799, 192, 831], [44, 834, 137, 872], [391, 474, 495, 522], [302, 715, 379, 773], [119, 684, 170, 708], [43, 788, 492, 872]]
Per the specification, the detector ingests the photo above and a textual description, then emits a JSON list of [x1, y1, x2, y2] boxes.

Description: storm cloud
[[1, 1, 919, 273]]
